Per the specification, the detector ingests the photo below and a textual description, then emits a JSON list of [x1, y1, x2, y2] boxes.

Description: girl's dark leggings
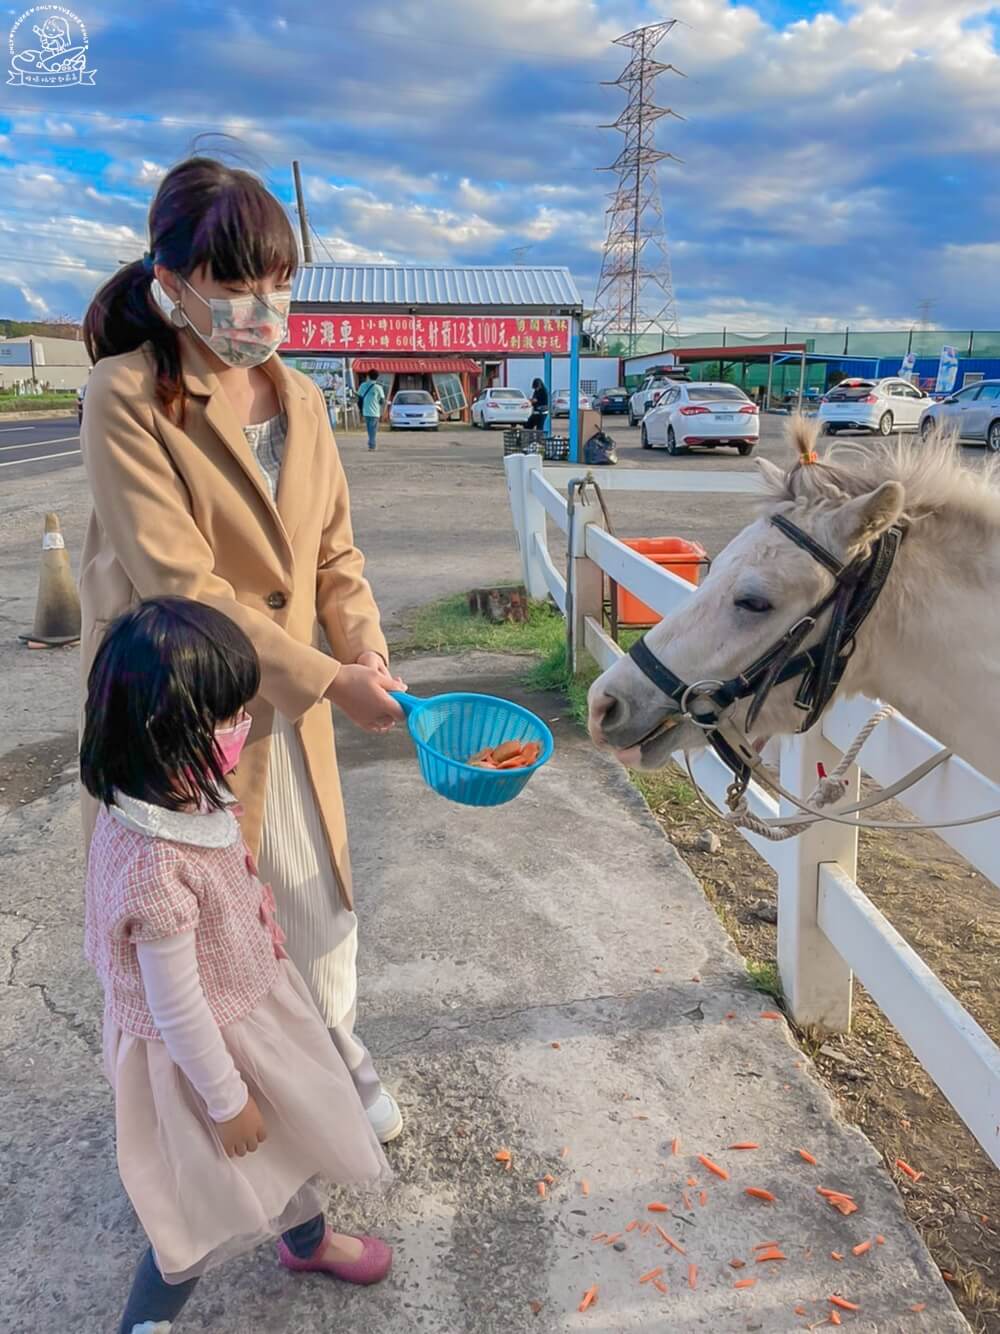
[[117, 1213, 326, 1332]]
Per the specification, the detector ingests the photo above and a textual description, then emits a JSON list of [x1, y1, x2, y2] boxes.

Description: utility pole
[[292, 160, 313, 264], [590, 21, 684, 355]]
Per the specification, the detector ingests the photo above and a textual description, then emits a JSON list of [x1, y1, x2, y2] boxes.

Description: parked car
[[640, 381, 759, 456], [596, 386, 630, 415], [919, 379, 1000, 451], [77, 383, 86, 424], [471, 386, 533, 428], [628, 369, 691, 426], [551, 389, 593, 417], [388, 389, 441, 431], [818, 377, 930, 436]]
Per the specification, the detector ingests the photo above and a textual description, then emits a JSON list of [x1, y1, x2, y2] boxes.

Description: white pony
[[589, 421, 1000, 788]]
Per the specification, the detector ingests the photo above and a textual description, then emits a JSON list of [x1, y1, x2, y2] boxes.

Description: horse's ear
[[830, 480, 905, 552], [756, 457, 787, 494]]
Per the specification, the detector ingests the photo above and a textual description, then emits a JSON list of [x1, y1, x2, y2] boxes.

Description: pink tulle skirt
[[105, 960, 390, 1283]]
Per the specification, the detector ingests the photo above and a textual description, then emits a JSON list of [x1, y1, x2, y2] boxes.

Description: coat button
[[266, 591, 287, 610]]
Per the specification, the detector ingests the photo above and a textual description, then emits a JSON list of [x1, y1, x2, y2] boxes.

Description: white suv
[[818, 377, 931, 436], [628, 371, 690, 426]]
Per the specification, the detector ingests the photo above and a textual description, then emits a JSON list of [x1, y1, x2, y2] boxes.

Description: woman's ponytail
[[83, 258, 183, 415]]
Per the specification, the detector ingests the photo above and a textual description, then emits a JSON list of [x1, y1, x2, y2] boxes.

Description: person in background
[[79, 155, 407, 1152], [527, 377, 548, 430], [358, 369, 386, 450]]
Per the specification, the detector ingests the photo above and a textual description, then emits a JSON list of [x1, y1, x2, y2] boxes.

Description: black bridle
[[627, 513, 905, 798]]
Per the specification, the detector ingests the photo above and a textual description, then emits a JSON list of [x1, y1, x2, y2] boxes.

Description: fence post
[[503, 453, 549, 600], [776, 728, 859, 1034], [568, 483, 605, 674]]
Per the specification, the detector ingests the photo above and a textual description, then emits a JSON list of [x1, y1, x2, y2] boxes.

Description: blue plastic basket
[[392, 691, 553, 807]]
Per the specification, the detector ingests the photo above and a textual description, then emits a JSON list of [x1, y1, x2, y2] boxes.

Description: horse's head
[[588, 421, 906, 769]]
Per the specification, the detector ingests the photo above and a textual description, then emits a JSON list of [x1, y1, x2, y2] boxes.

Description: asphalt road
[[0, 415, 80, 480]]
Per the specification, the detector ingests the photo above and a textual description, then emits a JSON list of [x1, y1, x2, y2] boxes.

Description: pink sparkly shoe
[[277, 1228, 393, 1286]]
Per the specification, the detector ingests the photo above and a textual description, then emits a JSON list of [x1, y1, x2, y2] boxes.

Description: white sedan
[[388, 390, 441, 431], [551, 389, 593, 417], [818, 377, 930, 436], [640, 382, 759, 456], [471, 387, 533, 428]]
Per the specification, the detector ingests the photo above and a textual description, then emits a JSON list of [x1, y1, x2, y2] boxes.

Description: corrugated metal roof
[[293, 264, 582, 310]]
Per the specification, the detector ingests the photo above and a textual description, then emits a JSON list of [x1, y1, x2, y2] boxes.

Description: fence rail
[[504, 451, 1000, 1169]]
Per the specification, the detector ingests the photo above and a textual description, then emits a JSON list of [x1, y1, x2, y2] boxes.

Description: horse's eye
[[735, 595, 773, 614]]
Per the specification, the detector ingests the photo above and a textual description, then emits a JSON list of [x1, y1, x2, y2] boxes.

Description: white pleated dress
[[244, 414, 359, 1030]]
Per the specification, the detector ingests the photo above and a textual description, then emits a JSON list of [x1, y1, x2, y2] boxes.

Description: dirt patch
[[0, 731, 78, 809], [640, 766, 1000, 1333]]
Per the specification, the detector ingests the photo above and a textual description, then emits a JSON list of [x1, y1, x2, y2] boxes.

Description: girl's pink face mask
[[214, 714, 252, 775]]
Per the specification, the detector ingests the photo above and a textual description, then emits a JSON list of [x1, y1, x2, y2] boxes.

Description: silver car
[[920, 380, 1000, 452]]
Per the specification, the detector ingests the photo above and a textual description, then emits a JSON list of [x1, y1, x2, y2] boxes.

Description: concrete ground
[[0, 421, 970, 1331]]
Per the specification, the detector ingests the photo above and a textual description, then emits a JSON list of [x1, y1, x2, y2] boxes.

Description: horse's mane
[[758, 417, 1000, 527]]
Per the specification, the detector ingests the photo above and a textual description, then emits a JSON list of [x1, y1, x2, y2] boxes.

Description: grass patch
[[746, 960, 783, 1001], [629, 766, 699, 815], [404, 593, 566, 658], [0, 393, 76, 414]]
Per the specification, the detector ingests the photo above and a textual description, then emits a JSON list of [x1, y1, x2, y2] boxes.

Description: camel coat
[[78, 335, 388, 909]]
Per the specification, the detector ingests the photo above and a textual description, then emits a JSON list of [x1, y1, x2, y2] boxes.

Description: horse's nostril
[[602, 694, 624, 730]]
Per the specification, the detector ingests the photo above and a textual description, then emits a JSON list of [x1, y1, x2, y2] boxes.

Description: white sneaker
[[367, 1091, 404, 1144]]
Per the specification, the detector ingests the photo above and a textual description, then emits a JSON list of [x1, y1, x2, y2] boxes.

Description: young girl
[[81, 597, 392, 1333]]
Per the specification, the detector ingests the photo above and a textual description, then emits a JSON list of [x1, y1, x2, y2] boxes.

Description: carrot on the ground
[[591, 1232, 608, 1242], [755, 1248, 787, 1263], [639, 1267, 664, 1285], [543, 1173, 556, 1185], [494, 1149, 512, 1163], [729, 1259, 746, 1269], [829, 1296, 860, 1311], [734, 1278, 757, 1290], [831, 1252, 844, 1262], [581, 1180, 590, 1197], [560, 1146, 570, 1159], [625, 1220, 639, 1233], [686, 1175, 698, 1187], [798, 1148, 818, 1166], [829, 1312, 842, 1327], [895, 1158, 924, 1182], [671, 1137, 681, 1155], [604, 1234, 622, 1246], [688, 1264, 698, 1290], [699, 1190, 708, 1207], [794, 1306, 808, 1317], [852, 1241, 872, 1256], [729, 1142, 760, 1151], [640, 1222, 652, 1237], [725, 1011, 737, 1019], [752, 1241, 781, 1250], [578, 1284, 598, 1313], [681, 1190, 692, 1210], [536, 1182, 546, 1198], [876, 1234, 885, 1246], [760, 1010, 782, 1020], [910, 1303, 927, 1313], [659, 1229, 686, 1255], [653, 1279, 669, 1295], [746, 1187, 776, 1202], [647, 1201, 670, 1213], [698, 1153, 730, 1180]]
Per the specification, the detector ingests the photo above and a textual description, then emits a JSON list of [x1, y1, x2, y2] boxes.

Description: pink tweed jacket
[[84, 801, 284, 1041]]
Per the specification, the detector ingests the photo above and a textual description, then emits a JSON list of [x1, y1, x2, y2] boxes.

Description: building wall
[[503, 355, 621, 397], [0, 335, 90, 391]]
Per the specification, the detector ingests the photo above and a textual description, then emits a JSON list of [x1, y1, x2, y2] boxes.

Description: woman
[[79, 156, 405, 1144], [527, 377, 548, 430]]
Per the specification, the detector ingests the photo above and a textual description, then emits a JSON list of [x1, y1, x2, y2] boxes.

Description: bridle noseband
[[626, 513, 905, 800]]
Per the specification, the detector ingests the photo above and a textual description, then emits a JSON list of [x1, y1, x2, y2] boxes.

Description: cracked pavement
[[0, 436, 969, 1331]]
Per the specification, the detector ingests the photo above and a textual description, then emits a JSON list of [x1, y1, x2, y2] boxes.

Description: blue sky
[[1, 0, 999, 331]]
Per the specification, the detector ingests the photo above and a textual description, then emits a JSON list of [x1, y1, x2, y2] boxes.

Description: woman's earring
[[169, 302, 188, 330]]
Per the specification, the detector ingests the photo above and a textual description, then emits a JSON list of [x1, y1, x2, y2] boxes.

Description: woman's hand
[[327, 661, 406, 732], [219, 1093, 267, 1157]]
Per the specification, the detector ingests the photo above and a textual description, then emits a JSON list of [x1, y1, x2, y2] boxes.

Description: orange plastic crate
[[615, 537, 708, 626]]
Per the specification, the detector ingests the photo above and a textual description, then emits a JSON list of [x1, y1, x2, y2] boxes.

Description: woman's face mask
[[152, 276, 290, 369]]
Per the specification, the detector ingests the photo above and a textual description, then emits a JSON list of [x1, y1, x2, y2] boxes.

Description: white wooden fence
[[505, 452, 1000, 1169]]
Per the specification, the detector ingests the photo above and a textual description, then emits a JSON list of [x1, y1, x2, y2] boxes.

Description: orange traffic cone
[[18, 512, 81, 649]]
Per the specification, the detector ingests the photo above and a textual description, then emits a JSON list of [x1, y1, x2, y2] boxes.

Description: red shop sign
[[282, 313, 570, 355]]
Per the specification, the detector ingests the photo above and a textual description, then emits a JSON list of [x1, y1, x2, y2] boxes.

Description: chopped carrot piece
[[831, 1252, 844, 1262], [698, 1154, 730, 1180], [492, 740, 524, 763], [550, 1041, 561, 1050], [581, 1180, 590, 1197], [755, 1248, 787, 1263], [543, 1174, 555, 1185], [639, 1267, 664, 1285], [725, 1011, 737, 1019], [752, 1241, 781, 1250], [729, 1259, 746, 1269], [829, 1312, 842, 1327], [942, 1271, 956, 1283], [688, 1263, 698, 1290], [760, 1010, 782, 1020], [591, 1232, 608, 1242], [699, 1190, 708, 1207], [578, 1284, 598, 1313], [604, 1233, 621, 1245], [659, 1229, 686, 1255], [536, 1182, 546, 1198], [494, 1149, 511, 1163], [817, 1188, 858, 1216], [794, 1306, 808, 1317], [852, 1241, 872, 1256], [910, 1303, 927, 1313], [896, 1158, 924, 1182], [560, 1146, 570, 1159], [686, 1175, 698, 1187], [798, 1149, 818, 1166], [625, 1220, 638, 1233], [734, 1278, 757, 1290], [647, 1201, 670, 1213], [640, 1222, 652, 1237], [671, 1137, 680, 1155], [653, 1279, 669, 1295], [829, 1296, 860, 1312], [746, 1188, 776, 1202], [876, 1234, 885, 1246], [681, 1190, 692, 1210], [729, 1142, 760, 1151]]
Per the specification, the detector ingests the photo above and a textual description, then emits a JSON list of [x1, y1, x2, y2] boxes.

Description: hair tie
[[802, 451, 818, 465]]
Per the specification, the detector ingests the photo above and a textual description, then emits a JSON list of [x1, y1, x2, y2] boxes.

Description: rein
[[627, 513, 905, 805]]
